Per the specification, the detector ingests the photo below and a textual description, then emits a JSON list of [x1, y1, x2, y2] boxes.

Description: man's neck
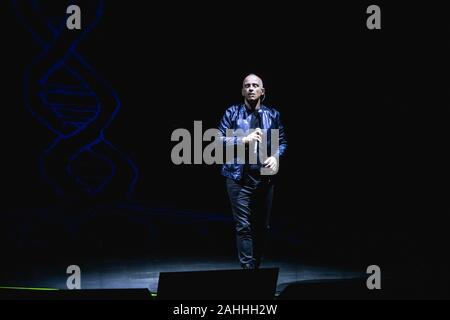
[[245, 99, 261, 112]]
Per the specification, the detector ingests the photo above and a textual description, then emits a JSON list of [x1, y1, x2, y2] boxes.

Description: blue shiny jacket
[[217, 104, 287, 181]]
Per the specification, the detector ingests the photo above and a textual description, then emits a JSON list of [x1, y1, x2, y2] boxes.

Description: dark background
[[0, 1, 448, 280]]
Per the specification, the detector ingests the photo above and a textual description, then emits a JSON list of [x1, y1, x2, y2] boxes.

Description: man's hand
[[263, 156, 278, 172], [242, 128, 263, 144]]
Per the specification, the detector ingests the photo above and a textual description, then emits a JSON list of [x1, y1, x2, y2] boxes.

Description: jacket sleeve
[[274, 112, 287, 158], [217, 107, 245, 146]]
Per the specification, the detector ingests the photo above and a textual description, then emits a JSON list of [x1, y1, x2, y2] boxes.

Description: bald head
[[242, 74, 264, 88], [242, 74, 265, 104]]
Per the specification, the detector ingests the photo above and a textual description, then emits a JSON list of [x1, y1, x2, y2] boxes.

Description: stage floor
[[1, 256, 365, 295]]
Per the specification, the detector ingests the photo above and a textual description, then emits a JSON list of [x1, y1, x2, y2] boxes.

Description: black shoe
[[242, 263, 255, 270]]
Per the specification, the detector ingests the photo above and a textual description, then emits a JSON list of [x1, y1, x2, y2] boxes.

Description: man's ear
[[241, 88, 246, 97], [260, 88, 266, 101]]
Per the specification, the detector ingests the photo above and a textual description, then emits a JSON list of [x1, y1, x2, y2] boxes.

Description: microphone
[[254, 109, 262, 154], [254, 129, 259, 153]]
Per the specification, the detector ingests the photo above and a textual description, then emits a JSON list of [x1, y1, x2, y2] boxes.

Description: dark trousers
[[226, 177, 274, 269]]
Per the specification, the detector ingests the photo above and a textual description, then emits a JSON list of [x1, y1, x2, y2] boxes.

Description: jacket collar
[[241, 103, 268, 113]]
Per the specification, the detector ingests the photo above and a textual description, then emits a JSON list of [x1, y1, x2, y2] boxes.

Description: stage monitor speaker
[[278, 278, 374, 300], [0, 288, 153, 300], [277, 277, 431, 300], [157, 268, 279, 300]]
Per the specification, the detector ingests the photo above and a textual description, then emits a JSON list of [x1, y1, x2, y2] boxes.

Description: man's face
[[242, 75, 265, 102]]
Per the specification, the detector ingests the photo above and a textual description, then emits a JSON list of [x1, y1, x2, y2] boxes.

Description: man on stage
[[217, 74, 287, 269]]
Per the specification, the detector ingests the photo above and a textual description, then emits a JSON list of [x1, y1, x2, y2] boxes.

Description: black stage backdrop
[[0, 1, 448, 282]]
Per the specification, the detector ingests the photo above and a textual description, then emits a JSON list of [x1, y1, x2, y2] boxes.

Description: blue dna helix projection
[[12, 0, 138, 200]]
